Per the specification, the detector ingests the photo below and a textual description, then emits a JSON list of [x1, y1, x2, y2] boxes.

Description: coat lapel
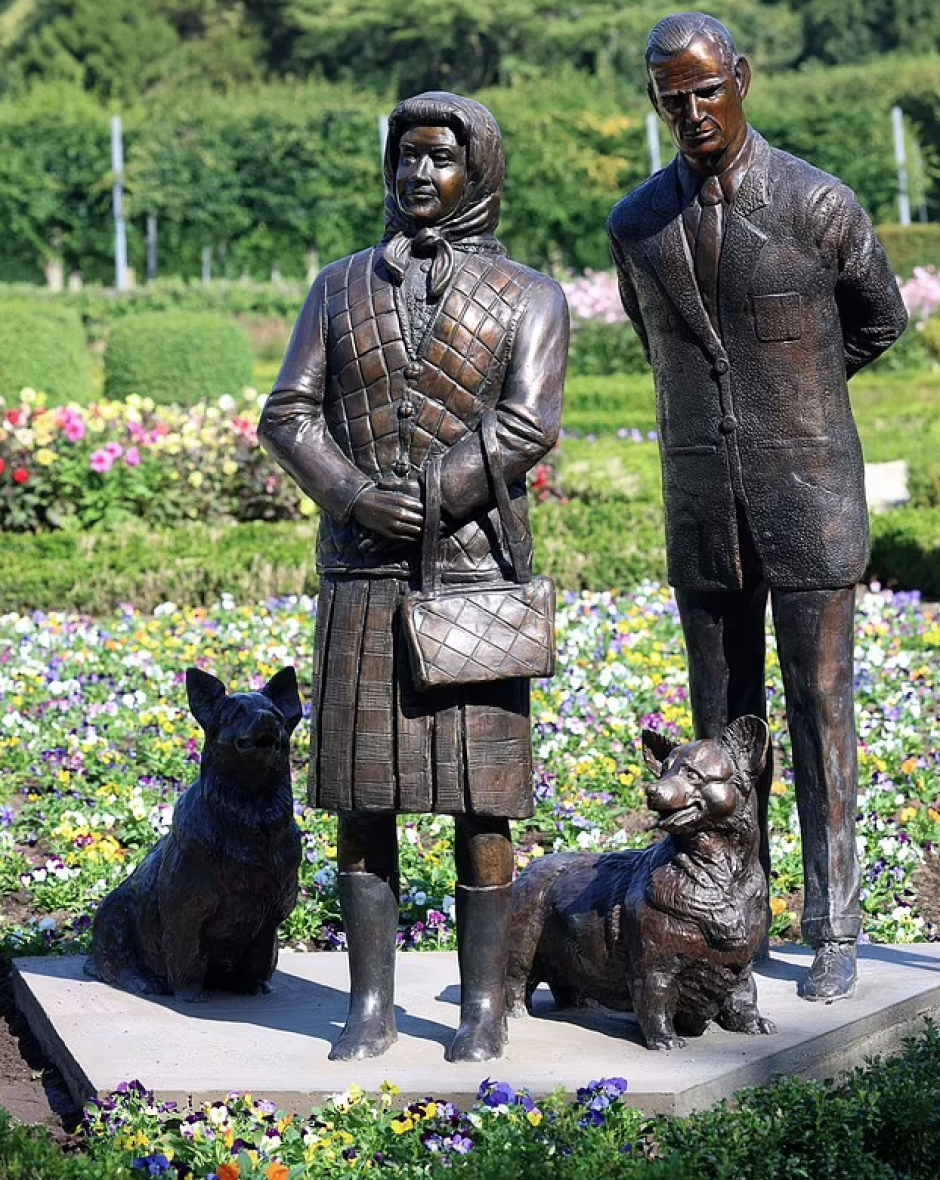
[[718, 133, 770, 329], [643, 162, 723, 358]]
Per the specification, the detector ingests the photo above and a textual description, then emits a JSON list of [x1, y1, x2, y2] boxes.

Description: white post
[[111, 115, 129, 291], [146, 216, 158, 282], [892, 106, 911, 227], [646, 112, 662, 176], [378, 115, 389, 160]]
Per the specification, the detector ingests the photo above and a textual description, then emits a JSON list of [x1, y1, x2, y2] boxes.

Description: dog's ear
[[642, 729, 679, 779], [262, 666, 303, 735], [186, 668, 227, 732], [717, 716, 769, 786]]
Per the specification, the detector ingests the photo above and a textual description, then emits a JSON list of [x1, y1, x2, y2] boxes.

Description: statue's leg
[[715, 970, 777, 1034], [329, 810, 400, 1060], [772, 586, 860, 1001], [445, 814, 513, 1063]]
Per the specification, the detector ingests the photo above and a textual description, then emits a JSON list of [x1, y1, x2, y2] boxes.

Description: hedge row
[[2, 59, 940, 285], [877, 223, 940, 278], [1, 504, 937, 617]]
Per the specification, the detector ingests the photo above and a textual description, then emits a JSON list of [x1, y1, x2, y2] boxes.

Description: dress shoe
[[799, 940, 857, 1002]]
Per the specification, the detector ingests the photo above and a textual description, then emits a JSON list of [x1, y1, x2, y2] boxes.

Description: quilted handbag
[[401, 413, 556, 691]]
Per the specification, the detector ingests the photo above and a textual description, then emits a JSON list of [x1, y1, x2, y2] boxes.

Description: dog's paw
[[646, 1034, 686, 1051], [239, 980, 273, 997]]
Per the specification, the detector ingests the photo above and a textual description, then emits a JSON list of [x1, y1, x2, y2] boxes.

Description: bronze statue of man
[[608, 12, 908, 1000], [259, 92, 567, 1060]]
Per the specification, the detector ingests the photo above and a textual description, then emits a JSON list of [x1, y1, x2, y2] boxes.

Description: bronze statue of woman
[[259, 91, 568, 1062]]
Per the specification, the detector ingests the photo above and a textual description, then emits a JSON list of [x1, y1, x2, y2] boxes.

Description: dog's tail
[[506, 853, 587, 1017]]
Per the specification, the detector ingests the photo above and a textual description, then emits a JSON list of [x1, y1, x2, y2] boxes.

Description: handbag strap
[[421, 450, 443, 596], [480, 412, 530, 584], [419, 411, 529, 593]]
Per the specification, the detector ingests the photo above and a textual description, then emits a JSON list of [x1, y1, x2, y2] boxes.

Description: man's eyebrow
[[655, 76, 725, 97]]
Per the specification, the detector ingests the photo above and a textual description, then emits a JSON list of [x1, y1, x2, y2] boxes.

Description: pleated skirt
[[309, 577, 534, 817]]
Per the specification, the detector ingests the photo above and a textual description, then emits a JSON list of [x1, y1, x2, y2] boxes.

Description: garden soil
[[0, 953, 79, 1135]]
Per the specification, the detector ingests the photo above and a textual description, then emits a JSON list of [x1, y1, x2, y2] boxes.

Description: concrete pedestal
[[13, 944, 940, 1116]]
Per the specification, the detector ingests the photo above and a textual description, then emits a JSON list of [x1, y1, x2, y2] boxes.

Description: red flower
[[0, 458, 5, 476], [12, 467, 28, 485]]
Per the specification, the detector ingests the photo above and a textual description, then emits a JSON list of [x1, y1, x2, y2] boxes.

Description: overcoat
[[259, 244, 567, 816], [608, 131, 908, 592]]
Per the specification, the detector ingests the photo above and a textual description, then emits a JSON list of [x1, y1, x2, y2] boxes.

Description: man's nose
[[414, 155, 433, 179], [686, 94, 703, 123]]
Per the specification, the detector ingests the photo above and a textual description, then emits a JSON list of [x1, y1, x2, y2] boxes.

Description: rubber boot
[[329, 872, 398, 1060], [445, 883, 512, 1063]]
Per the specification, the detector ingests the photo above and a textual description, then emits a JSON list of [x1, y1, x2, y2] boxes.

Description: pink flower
[[124, 447, 141, 468], [63, 419, 86, 442], [90, 450, 114, 474], [104, 441, 123, 459]]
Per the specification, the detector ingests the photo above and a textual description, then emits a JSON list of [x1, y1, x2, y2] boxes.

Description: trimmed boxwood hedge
[[104, 310, 254, 404], [0, 502, 937, 616], [0, 300, 93, 403]]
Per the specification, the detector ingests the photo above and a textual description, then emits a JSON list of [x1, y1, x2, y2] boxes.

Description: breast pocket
[[752, 293, 802, 343]]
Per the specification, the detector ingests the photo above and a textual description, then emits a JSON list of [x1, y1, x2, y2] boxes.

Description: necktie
[[695, 175, 723, 331]]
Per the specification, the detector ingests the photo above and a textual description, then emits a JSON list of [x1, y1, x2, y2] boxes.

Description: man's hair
[[646, 12, 737, 71]]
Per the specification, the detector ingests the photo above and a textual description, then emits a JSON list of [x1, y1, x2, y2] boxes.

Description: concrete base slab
[[13, 944, 940, 1116]]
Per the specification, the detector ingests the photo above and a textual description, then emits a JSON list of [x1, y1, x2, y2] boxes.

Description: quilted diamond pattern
[[322, 248, 530, 476], [402, 578, 555, 689]]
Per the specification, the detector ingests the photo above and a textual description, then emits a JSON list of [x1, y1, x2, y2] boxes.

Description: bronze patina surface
[[608, 12, 908, 1001], [86, 669, 303, 1001], [507, 718, 774, 1050], [259, 92, 568, 1061]]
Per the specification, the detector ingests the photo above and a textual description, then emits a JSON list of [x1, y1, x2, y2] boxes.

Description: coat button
[[713, 357, 730, 376], [719, 414, 738, 434], [404, 362, 421, 379], [398, 400, 416, 419]]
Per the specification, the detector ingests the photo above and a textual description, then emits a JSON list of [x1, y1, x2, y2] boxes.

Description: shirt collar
[[677, 126, 757, 206]]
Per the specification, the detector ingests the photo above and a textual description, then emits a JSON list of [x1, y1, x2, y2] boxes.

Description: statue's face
[[395, 125, 468, 224], [647, 34, 751, 170]]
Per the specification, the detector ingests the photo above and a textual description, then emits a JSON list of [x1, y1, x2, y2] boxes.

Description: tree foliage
[[1, 0, 937, 101]]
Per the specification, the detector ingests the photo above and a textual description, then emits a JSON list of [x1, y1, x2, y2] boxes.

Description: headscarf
[[383, 91, 507, 299]]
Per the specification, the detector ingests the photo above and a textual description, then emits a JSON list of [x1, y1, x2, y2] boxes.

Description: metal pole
[[146, 216, 158, 282], [892, 106, 911, 227], [913, 142, 929, 224], [378, 115, 389, 160], [111, 115, 129, 291], [646, 112, 662, 176]]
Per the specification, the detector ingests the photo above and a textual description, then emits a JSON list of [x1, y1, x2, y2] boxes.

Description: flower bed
[[0, 585, 937, 957], [80, 1077, 644, 1178], [0, 389, 305, 532]]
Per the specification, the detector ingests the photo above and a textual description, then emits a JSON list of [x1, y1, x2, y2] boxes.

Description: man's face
[[647, 35, 751, 171], [395, 125, 467, 224]]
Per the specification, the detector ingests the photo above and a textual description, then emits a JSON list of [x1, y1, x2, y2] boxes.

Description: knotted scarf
[[382, 92, 507, 300]]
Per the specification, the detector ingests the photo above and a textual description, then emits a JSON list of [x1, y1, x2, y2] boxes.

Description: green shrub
[[876, 223, 940, 277], [922, 316, 940, 361], [0, 521, 318, 614], [0, 300, 93, 402], [104, 311, 254, 403], [0, 1107, 137, 1179], [868, 507, 940, 597], [568, 319, 649, 378]]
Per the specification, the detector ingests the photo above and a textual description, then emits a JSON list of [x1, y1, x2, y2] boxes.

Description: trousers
[[673, 511, 862, 946]]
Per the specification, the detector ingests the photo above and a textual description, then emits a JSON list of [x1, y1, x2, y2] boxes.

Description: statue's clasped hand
[[351, 483, 424, 543]]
